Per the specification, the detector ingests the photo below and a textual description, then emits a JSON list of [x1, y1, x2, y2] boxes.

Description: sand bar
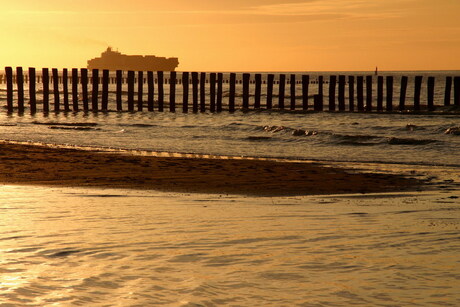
[[0, 141, 423, 196]]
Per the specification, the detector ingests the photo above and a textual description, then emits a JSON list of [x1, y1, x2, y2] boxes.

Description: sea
[[0, 71, 459, 306]]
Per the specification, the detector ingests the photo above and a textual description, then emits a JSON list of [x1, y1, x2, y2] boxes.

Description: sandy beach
[[0, 140, 423, 196]]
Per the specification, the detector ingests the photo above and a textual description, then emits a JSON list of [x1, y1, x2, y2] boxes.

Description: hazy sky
[[1, 0, 459, 71]]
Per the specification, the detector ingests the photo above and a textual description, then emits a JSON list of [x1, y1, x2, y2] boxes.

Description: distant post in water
[[290, 74, 296, 110], [366, 76, 372, 112], [137, 71, 144, 111], [116, 70, 123, 111], [242, 73, 250, 109], [52, 68, 60, 112], [91, 69, 99, 111], [444, 76, 452, 106], [209, 73, 216, 112], [200, 72, 206, 112], [427, 76, 435, 111], [348, 76, 355, 112], [338, 75, 345, 111], [101, 69, 109, 111], [5, 67, 13, 113], [80, 68, 89, 111], [229, 73, 236, 112], [399, 76, 408, 111], [147, 71, 154, 112], [386, 76, 393, 112], [314, 94, 323, 111], [302, 75, 309, 110], [170, 71, 176, 112], [191, 72, 199, 113], [328, 75, 336, 111], [16, 67, 25, 113], [278, 74, 286, 110], [357, 76, 364, 111], [266, 74, 274, 109], [42, 68, 50, 113], [414, 76, 423, 111], [29, 67, 37, 114], [157, 71, 164, 112], [71, 68, 79, 112], [217, 73, 223, 112], [318, 76, 324, 105], [63, 68, 70, 111], [377, 76, 384, 112], [254, 74, 262, 109], [453, 76, 460, 106], [127, 70, 135, 112], [182, 72, 189, 113]]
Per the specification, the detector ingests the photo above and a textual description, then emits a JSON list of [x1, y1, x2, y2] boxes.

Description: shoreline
[[0, 141, 427, 197]]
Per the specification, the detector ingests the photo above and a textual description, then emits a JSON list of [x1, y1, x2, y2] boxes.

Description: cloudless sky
[[1, 0, 459, 71]]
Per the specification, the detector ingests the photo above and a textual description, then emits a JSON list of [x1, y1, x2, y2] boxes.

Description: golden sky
[[1, 0, 459, 71]]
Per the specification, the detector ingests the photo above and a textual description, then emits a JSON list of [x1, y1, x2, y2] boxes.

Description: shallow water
[[0, 185, 459, 306]]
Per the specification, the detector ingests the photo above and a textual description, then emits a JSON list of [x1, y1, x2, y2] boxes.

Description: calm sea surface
[[0, 71, 459, 306]]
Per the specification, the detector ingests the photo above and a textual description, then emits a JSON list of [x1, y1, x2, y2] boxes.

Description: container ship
[[87, 47, 179, 71]]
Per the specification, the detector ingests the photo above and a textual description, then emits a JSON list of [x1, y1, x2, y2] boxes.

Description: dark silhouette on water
[[87, 47, 179, 71]]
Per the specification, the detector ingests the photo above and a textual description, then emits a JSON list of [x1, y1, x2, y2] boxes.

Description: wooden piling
[[127, 70, 135, 112], [200, 72, 206, 112], [182, 72, 189, 113], [158, 71, 164, 112], [366, 76, 372, 112], [302, 75, 309, 110], [29, 67, 37, 113], [377, 76, 383, 112], [242, 73, 250, 109], [229, 73, 236, 112], [116, 70, 123, 111], [427, 76, 435, 111], [91, 69, 99, 111], [217, 73, 223, 112], [42, 68, 50, 113], [318, 76, 324, 105], [278, 74, 285, 109], [454, 77, 460, 106], [386, 76, 393, 112], [80, 68, 88, 111], [357, 76, 364, 111], [338, 75, 345, 111], [328, 75, 336, 111], [209, 73, 216, 112], [136, 71, 143, 111], [399, 76, 408, 111], [16, 67, 24, 113], [5, 67, 13, 113], [314, 94, 323, 111], [101, 70, 109, 111], [63, 69, 70, 111], [414, 76, 422, 111], [71, 68, 78, 111], [52, 68, 60, 112], [192, 72, 199, 113], [266, 74, 274, 109], [348, 76, 355, 112], [170, 71, 176, 112], [290, 74, 296, 110], [444, 76, 452, 106], [255, 74, 262, 109]]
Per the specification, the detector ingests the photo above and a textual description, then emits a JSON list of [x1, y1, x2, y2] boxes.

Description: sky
[[0, 0, 459, 71]]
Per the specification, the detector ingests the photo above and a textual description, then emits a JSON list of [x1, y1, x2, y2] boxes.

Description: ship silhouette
[[87, 47, 179, 71]]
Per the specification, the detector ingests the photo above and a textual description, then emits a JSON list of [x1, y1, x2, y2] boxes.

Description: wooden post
[[200, 72, 206, 112], [427, 76, 435, 111], [136, 71, 143, 111], [314, 94, 323, 111], [242, 73, 250, 109], [454, 77, 460, 106], [101, 69, 109, 111], [217, 73, 223, 112], [42, 68, 50, 113], [52, 68, 60, 112], [16, 67, 24, 113], [377, 76, 383, 112], [170, 71, 176, 112], [91, 69, 99, 111], [63, 68, 70, 111], [278, 74, 285, 109], [329, 75, 336, 111], [29, 67, 37, 114], [209, 73, 216, 112], [338, 75, 345, 111], [444, 76, 452, 106], [266, 74, 274, 109], [348, 76, 355, 112], [5, 67, 13, 113], [127, 70, 135, 112], [116, 70, 123, 111], [192, 72, 199, 113], [366, 76, 372, 112], [158, 71, 164, 112], [290, 74, 296, 110], [318, 76, 324, 106], [229, 73, 236, 112], [182, 72, 189, 113], [80, 68, 88, 111], [302, 75, 309, 110], [399, 76, 408, 111], [357, 76, 364, 111], [414, 76, 422, 111], [254, 74, 261, 109], [386, 76, 393, 112], [71, 68, 78, 111]]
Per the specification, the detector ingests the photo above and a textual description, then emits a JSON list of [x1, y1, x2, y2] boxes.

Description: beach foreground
[[0, 141, 422, 196]]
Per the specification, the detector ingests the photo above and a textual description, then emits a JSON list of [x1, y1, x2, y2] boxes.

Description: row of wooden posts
[[4, 67, 460, 114]]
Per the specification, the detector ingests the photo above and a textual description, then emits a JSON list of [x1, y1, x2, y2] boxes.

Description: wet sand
[[0, 141, 422, 196]]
